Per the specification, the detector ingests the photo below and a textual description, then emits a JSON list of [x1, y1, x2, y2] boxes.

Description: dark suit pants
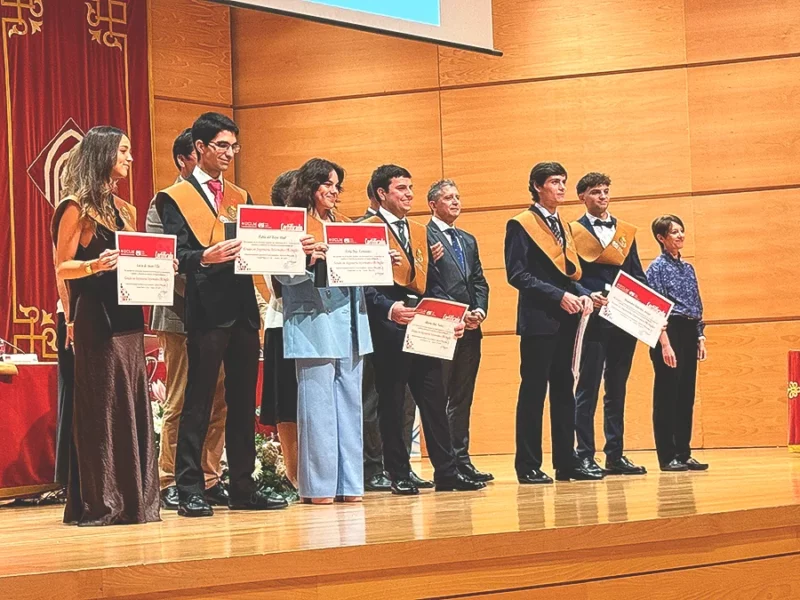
[[515, 325, 579, 475], [176, 321, 260, 501], [372, 337, 457, 481], [575, 325, 637, 462], [650, 316, 698, 466], [441, 328, 482, 466], [362, 354, 416, 479]]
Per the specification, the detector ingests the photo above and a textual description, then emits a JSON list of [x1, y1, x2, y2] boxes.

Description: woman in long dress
[[53, 126, 161, 525]]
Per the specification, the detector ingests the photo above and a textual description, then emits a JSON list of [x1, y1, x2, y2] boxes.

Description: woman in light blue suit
[[279, 158, 374, 504]]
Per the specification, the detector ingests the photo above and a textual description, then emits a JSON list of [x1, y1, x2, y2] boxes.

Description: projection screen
[[215, 0, 500, 55]]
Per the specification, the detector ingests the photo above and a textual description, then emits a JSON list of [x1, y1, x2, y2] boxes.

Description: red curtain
[[0, 0, 153, 358]]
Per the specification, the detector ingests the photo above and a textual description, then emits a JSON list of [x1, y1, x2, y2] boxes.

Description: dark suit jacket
[[504, 212, 590, 336], [426, 220, 489, 337], [158, 174, 260, 332], [573, 214, 647, 330]]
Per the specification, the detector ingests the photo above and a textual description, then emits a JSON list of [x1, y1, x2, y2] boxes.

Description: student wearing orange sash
[[504, 162, 598, 484], [570, 172, 648, 477], [158, 113, 287, 517]]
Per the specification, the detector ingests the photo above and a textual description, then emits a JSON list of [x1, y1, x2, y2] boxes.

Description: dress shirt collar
[[586, 211, 614, 225], [192, 166, 223, 189], [533, 202, 558, 220], [366, 207, 377, 215], [378, 205, 405, 225], [662, 249, 683, 262], [431, 215, 456, 232]]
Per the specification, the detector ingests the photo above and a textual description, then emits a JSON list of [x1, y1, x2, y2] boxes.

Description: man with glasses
[[158, 112, 287, 517]]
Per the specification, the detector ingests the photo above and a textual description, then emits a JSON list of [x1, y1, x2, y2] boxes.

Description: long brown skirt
[[64, 320, 160, 526]]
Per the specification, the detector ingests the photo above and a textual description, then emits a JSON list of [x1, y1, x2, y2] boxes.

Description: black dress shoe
[[229, 490, 288, 510], [364, 472, 393, 492], [160, 485, 180, 510], [435, 473, 487, 491], [683, 457, 709, 471], [409, 470, 434, 489], [390, 478, 419, 495], [581, 457, 606, 476], [517, 469, 553, 485], [178, 493, 214, 518], [555, 464, 604, 481], [605, 456, 647, 475], [660, 458, 689, 472], [204, 482, 230, 506], [458, 463, 494, 483]]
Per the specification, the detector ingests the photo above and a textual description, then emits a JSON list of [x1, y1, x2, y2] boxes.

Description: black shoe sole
[[517, 478, 553, 485], [177, 507, 214, 517], [228, 503, 288, 510], [555, 474, 604, 482], [660, 466, 689, 472], [434, 484, 487, 492], [364, 486, 393, 492], [390, 488, 419, 495], [605, 469, 647, 476]]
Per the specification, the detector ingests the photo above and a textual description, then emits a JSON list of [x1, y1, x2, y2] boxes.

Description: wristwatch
[[84, 261, 93, 275]]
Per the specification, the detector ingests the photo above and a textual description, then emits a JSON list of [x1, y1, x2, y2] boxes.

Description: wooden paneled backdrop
[[149, 0, 800, 455]]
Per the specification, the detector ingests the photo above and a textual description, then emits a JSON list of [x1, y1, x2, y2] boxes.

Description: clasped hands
[[560, 291, 599, 316]]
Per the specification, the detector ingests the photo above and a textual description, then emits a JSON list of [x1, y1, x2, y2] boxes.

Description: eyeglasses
[[207, 141, 241, 155]]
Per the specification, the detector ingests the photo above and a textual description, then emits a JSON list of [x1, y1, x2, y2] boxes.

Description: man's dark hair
[[366, 179, 376, 202], [370, 164, 411, 202], [287, 158, 344, 211], [576, 172, 611, 196], [529, 161, 567, 201], [171, 128, 194, 170], [191, 112, 239, 149], [271, 169, 298, 207], [651, 214, 685, 249]]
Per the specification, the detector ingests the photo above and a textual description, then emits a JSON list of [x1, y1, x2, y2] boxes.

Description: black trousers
[[650, 316, 699, 466], [372, 335, 457, 481], [575, 323, 637, 462], [176, 321, 260, 501], [515, 324, 579, 475], [362, 353, 416, 478], [441, 328, 482, 466], [55, 312, 74, 486]]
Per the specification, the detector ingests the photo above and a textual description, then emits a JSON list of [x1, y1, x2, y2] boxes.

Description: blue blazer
[[278, 271, 373, 360]]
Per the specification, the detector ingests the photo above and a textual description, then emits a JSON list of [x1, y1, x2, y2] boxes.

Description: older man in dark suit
[[425, 179, 492, 482]]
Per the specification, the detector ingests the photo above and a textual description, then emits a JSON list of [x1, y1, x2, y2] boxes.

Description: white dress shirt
[[586, 211, 616, 248], [192, 166, 223, 210], [379, 206, 408, 247]]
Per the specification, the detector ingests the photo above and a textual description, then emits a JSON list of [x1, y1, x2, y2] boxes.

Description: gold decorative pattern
[[1, 0, 43, 38], [789, 381, 799, 400], [14, 304, 57, 358], [86, 0, 126, 50]]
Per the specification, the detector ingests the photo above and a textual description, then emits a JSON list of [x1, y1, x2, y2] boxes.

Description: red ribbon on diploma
[[789, 351, 800, 452]]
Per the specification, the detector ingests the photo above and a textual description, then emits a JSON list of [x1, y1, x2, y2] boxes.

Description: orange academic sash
[[511, 209, 582, 281], [364, 214, 428, 295], [570, 218, 637, 267]]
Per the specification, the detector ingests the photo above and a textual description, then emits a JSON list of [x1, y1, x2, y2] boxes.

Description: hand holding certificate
[[403, 298, 469, 360], [599, 271, 674, 348], [235, 205, 307, 275], [116, 232, 176, 306], [324, 222, 394, 287]]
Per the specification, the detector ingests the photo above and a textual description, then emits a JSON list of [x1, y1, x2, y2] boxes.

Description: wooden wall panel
[[151, 99, 235, 191], [438, 0, 686, 87], [694, 189, 800, 322], [234, 92, 442, 214], [440, 69, 692, 209], [688, 57, 800, 193], [149, 0, 232, 105], [231, 9, 439, 107], [686, 1, 800, 64]]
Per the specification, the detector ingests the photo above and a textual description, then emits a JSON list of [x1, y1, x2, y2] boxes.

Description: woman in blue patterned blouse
[[646, 215, 709, 473]]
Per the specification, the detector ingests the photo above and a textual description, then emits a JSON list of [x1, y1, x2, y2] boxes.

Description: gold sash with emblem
[[158, 179, 247, 247], [570, 219, 637, 267], [511, 209, 582, 281], [364, 214, 428, 295]]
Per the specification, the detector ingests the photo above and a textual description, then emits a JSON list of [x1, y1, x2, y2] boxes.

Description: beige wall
[[152, 0, 800, 454]]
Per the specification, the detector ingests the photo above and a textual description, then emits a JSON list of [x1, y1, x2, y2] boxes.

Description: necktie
[[395, 219, 410, 251], [594, 219, 614, 228], [546, 215, 564, 247], [207, 179, 223, 213], [445, 228, 466, 272]]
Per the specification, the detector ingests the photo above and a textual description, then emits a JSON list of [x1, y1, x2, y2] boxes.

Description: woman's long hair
[[287, 158, 344, 216], [60, 126, 125, 225]]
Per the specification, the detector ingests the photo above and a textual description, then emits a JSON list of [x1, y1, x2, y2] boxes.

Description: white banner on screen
[[219, 0, 499, 55]]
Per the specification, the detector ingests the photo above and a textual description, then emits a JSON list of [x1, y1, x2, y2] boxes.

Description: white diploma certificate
[[324, 222, 394, 287], [116, 232, 176, 306], [403, 298, 469, 361], [598, 271, 674, 348], [235, 205, 307, 275]]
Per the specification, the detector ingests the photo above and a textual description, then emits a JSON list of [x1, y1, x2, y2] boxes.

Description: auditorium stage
[[3, 448, 800, 599]]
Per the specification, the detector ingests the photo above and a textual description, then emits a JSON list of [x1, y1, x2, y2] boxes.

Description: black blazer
[[504, 214, 590, 336], [426, 220, 489, 336], [158, 175, 260, 332]]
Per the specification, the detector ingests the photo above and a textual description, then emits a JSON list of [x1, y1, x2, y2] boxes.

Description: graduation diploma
[[235, 205, 307, 275], [598, 271, 674, 348], [116, 232, 176, 306], [324, 222, 394, 287], [402, 298, 469, 360]]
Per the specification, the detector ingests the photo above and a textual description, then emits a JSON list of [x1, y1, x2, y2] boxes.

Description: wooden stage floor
[[3, 448, 800, 599]]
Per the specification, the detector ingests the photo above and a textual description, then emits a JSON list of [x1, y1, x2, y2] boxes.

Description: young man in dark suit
[[158, 112, 287, 516], [364, 164, 485, 495], [504, 161, 600, 484], [570, 172, 648, 476], [425, 179, 492, 483]]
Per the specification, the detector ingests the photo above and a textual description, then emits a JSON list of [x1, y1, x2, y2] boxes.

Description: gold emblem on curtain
[[2, 0, 43, 38], [86, 0, 126, 50]]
